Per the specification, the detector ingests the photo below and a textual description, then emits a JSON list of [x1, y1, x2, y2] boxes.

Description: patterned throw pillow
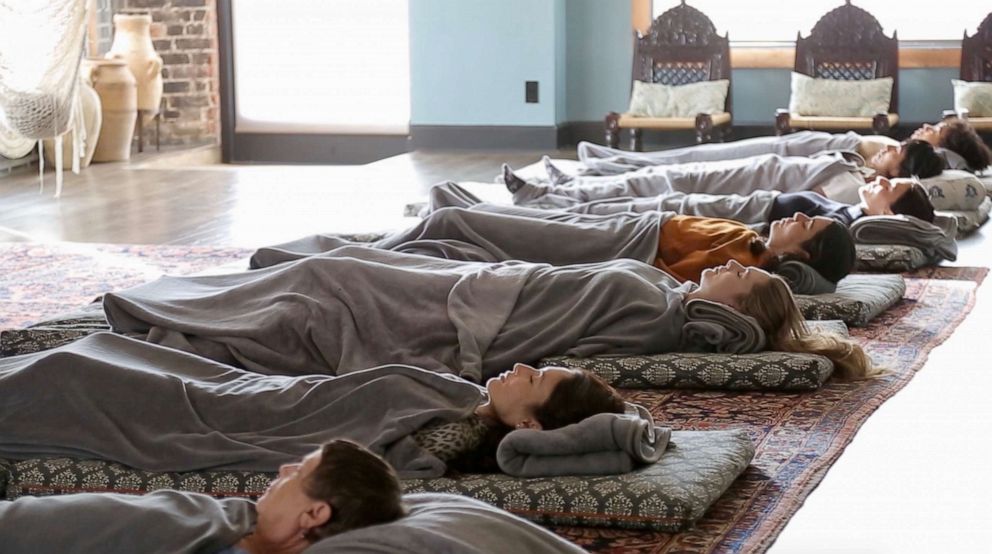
[[627, 80, 729, 118], [952, 79, 992, 117], [920, 170, 986, 211], [788, 72, 892, 117]]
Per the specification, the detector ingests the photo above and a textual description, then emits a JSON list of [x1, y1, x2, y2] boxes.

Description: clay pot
[[106, 13, 163, 118], [89, 59, 137, 162], [43, 80, 103, 169]]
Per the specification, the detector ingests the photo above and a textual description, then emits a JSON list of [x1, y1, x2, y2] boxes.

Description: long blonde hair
[[736, 276, 880, 380]]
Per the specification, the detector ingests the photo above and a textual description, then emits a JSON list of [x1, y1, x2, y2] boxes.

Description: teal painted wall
[[410, 2, 959, 129], [563, 0, 632, 122], [409, 0, 561, 126]]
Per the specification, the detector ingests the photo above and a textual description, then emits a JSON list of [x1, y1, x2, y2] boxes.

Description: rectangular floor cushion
[[937, 196, 992, 235], [855, 244, 931, 272], [0, 430, 753, 533], [540, 351, 833, 391], [795, 274, 905, 327]]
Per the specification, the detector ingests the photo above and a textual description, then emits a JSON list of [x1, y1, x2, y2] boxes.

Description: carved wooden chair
[[776, 1, 899, 136], [605, 1, 731, 151], [945, 12, 992, 132]]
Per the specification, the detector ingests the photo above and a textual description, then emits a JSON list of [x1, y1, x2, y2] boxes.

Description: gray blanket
[[428, 180, 775, 231], [306, 493, 588, 554], [776, 260, 838, 295], [681, 298, 767, 354], [496, 403, 671, 477], [106, 247, 692, 381], [577, 131, 862, 175], [0, 490, 254, 554], [251, 205, 671, 270], [0, 333, 482, 477], [513, 153, 860, 210], [850, 214, 958, 262]]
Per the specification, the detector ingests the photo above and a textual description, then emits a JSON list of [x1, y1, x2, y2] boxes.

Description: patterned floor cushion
[[0, 304, 110, 357], [794, 274, 905, 327], [937, 196, 992, 235], [539, 352, 832, 391], [404, 430, 753, 532], [855, 243, 931, 272], [1, 430, 754, 532]]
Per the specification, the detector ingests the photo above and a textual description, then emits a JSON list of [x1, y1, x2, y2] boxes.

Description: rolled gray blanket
[[496, 403, 671, 477], [850, 214, 958, 262], [680, 298, 767, 354], [776, 260, 838, 294]]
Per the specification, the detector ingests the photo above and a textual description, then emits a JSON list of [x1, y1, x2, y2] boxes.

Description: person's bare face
[[483, 364, 575, 429], [766, 213, 834, 255], [858, 176, 914, 215], [868, 142, 906, 178], [910, 122, 946, 146], [693, 259, 774, 308]]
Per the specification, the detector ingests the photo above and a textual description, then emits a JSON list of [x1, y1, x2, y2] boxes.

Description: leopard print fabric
[[412, 416, 490, 462]]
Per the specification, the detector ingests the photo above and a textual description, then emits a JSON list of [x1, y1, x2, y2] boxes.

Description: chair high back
[[632, 1, 731, 112], [961, 12, 992, 82], [794, 1, 898, 113]]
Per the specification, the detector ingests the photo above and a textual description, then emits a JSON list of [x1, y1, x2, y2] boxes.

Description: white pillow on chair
[[952, 79, 992, 117], [788, 72, 892, 117], [627, 79, 729, 118]]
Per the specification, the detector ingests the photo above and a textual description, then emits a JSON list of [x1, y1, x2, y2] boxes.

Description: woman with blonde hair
[[729, 266, 876, 380]]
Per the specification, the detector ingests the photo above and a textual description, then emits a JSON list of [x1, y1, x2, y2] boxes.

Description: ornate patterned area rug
[[556, 266, 988, 553], [0, 244, 984, 553], [0, 242, 251, 329]]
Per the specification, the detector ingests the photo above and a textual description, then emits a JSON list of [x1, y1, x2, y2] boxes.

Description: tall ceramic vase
[[43, 79, 103, 169], [106, 13, 163, 121], [89, 59, 137, 162]]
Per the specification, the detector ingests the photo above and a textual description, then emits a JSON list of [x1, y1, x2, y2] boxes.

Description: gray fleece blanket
[[850, 214, 959, 262], [251, 205, 671, 270], [576, 131, 862, 175], [681, 298, 767, 353], [428, 180, 774, 231], [306, 493, 588, 554], [0, 333, 482, 477], [0, 490, 255, 554], [107, 247, 691, 381], [496, 403, 671, 477], [512, 153, 860, 210]]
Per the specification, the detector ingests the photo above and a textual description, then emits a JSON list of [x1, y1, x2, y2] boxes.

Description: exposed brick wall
[[115, 0, 219, 146]]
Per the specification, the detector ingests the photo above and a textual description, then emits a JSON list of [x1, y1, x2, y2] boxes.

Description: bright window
[[652, 0, 988, 43], [232, 0, 410, 134]]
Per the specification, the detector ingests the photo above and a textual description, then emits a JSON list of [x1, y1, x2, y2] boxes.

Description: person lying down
[[429, 175, 937, 228], [504, 140, 942, 208], [0, 333, 625, 478], [103, 246, 875, 380], [251, 200, 857, 285], [0, 440, 588, 554], [575, 119, 988, 175]]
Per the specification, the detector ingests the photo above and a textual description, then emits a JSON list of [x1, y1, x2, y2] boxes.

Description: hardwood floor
[[0, 147, 573, 246]]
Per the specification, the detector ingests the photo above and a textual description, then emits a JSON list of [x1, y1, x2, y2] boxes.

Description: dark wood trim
[[411, 126, 558, 150], [216, 0, 237, 163], [228, 133, 409, 165]]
